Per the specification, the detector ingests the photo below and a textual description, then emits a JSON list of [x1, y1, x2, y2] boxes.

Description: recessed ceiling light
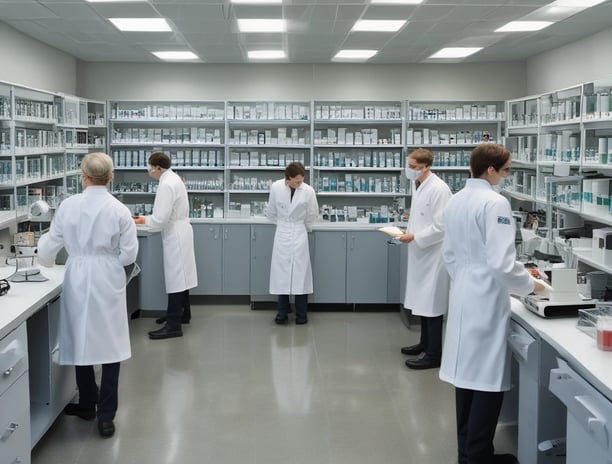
[[152, 51, 199, 61], [333, 50, 378, 61], [231, 0, 282, 3], [553, 0, 606, 6], [429, 47, 483, 59], [248, 50, 286, 59], [370, 0, 423, 3], [352, 20, 407, 32], [109, 18, 171, 32], [237, 19, 286, 33], [495, 21, 553, 32]]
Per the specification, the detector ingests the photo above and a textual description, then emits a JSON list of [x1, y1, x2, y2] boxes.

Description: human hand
[[133, 216, 146, 225], [398, 232, 414, 243]]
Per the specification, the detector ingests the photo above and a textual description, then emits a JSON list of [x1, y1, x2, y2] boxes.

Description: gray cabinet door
[[193, 224, 223, 295], [250, 224, 275, 296], [312, 231, 347, 303], [222, 224, 250, 294], [386, 239, 403, 303], [137, 233, 166, 310], [346, 231, 388, 303]]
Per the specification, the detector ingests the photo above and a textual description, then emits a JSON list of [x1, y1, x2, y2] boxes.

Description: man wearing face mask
[[398, 148, 452, 370]]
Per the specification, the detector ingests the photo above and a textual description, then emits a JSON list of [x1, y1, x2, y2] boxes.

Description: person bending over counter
[[439, 144, 547, 464], [134, 151, 198, 340], [38, 152, 138, 438]]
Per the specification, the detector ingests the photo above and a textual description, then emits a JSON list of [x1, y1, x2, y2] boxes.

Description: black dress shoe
[[401, 344, 424, 356], [155, 316, 190, 324], [148, 326, 183, 340], [295, 316, 308, 325], [98, 420, 115, 438], [274, 315, 288, 325], [405, 355, 441, 370], [64, 403, 96, 420], [493, 453, 519, 464]]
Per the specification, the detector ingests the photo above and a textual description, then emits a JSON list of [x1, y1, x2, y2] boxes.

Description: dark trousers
[[75, 363, 121, 422], [277, 294, 308, 319], [455, 387, 505, 464], [418, 314, 444, 358], [166, 289, 191, 329]]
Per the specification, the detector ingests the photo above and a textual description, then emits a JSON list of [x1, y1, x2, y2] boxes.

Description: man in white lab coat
[[38, 152, 138, 438], [135, 152, 198, 339], [440, 144, 546, 464], [267, 162, 319, 325], [399, 148, 452, 369]]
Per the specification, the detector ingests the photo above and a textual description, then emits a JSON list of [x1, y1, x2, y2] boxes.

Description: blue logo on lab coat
[[497, 216, 511, 225]]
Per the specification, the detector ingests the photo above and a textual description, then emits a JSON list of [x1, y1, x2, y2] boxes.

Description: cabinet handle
[[224, 229, 228, 240], [11, 459, 22, 464], [350, 235, 355, 250], [3, 367, 13, 376], [1, 422, 18, 441]]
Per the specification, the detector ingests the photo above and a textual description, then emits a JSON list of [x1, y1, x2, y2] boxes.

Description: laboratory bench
[[0, 266, 74, 464], [136, 219, 407, 314], [510, 297, 612, 464]]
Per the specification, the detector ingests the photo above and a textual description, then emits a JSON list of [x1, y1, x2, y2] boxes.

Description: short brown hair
[[149, 151, 171, 169], [408, 148, 433, 167], [470, 144, 511, 178], [285, 161, 305, 180]]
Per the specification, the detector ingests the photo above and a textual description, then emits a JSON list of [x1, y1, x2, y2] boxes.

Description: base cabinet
[[27, 296, 76, 446], [137, 233, 166, 312], [250, 225, 275, 297], [192, 224, 250, 295], [312, 231, 347, 303], [0, 323, 30, 464], [346, 231, 388, 303]]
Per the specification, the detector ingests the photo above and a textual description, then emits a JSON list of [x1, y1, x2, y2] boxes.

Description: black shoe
[[155, 316, 190, 325], [98, 420, 115, 438], [493, 454, 519, 464], [64, 403, 96, 420], [401, 344, 424, 356], [405, 355, 441, 370], [148, 325, 183, 340], [295, 316, 308, 325], [274, 315, 288, 325]]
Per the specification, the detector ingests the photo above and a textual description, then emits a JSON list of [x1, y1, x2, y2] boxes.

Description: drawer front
[[0, 372, 31, 464], [0, 324, 28, 396]]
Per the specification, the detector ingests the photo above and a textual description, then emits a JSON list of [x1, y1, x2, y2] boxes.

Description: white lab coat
[[144, 169, 197, 294], [267, 179, 319, 295], [403, 173, 452, 317], [439, 179, 534, 392], [38, 186, 138, 365]]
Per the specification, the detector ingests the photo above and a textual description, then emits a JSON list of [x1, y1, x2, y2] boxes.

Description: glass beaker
[[597, 316, 612, 351]]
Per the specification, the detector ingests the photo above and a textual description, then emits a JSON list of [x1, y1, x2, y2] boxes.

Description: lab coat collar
[[83, 185, 109, 194], [466, 178, 493, 190]]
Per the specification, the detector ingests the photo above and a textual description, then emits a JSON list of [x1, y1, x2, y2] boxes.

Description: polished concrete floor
[[32, 307, 517, 464]]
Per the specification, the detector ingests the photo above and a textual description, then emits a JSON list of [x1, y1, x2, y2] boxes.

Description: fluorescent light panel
[[352, 20, 406, 32], [109, 18, 171, 32], [237, 19, 286, 32], [153, 51, 198, 60], [429, 47, 482, 59], [248, 50, 286, 59], [495, 21, 553, 32], [333, 50, 378, 61], [553, 0, 607, 6]]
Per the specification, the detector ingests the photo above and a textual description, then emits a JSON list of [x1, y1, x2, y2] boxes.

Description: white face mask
[[405, 167, 421, 181], [492, 177, 505, 193]]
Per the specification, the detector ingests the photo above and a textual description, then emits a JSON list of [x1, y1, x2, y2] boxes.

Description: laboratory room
[[3, 0, 612, 463]]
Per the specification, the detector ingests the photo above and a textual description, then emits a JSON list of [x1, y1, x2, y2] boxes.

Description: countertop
[[0, 265, 65, 340], [511, 297, 612, 401]]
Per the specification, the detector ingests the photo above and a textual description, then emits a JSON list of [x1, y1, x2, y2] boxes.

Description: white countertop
[[186, 218, 407, 231], [511, 297, 612, 401], [0, 265, 65, 340]]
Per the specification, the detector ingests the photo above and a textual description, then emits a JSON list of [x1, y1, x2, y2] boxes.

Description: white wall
[[77, 62, 527, 102], [527, 26, 612, 95], [0, 22, 77, 94]]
